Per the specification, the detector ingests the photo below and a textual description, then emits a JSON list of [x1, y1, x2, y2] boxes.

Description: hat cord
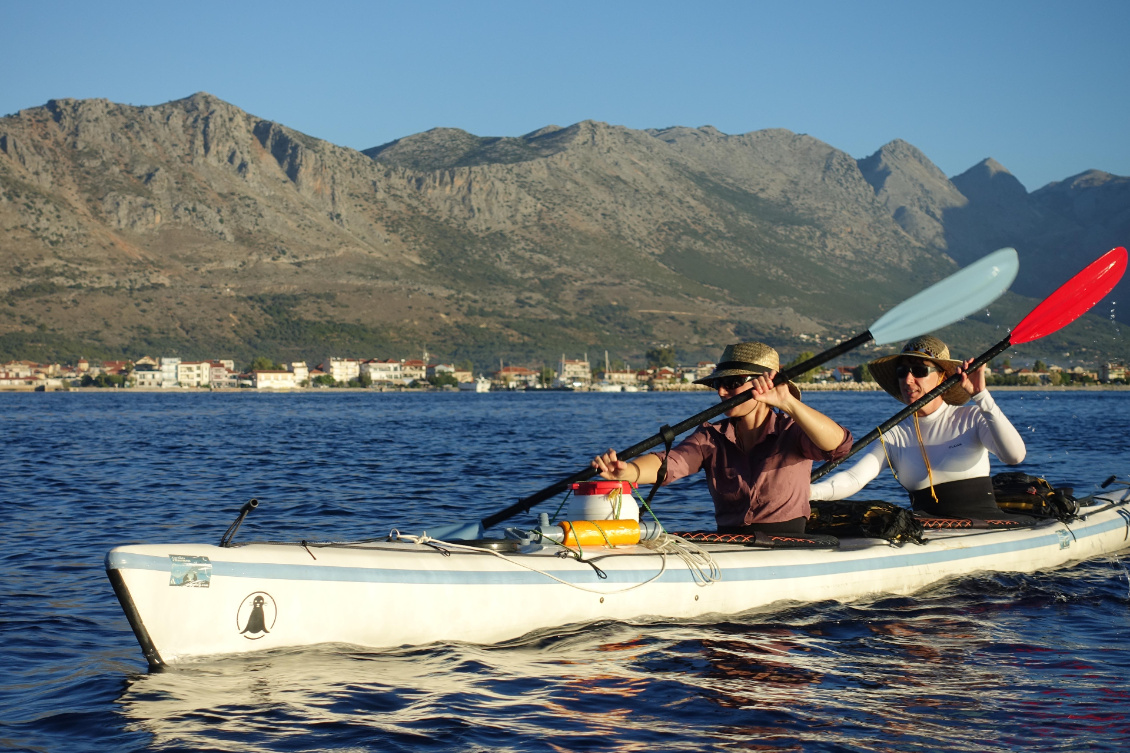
[[912, 413, 941, 504], [877, 427, 900, 483]]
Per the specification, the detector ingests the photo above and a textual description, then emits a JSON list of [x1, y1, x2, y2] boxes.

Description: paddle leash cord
[[391, 533, 674, 595], [642, 424, 676, 514]]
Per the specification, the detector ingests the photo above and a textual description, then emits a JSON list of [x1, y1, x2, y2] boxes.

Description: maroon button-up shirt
[[654, 411, 852, 528]]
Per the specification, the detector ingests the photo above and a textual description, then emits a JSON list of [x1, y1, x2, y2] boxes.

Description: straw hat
[[693, 342, 801, 400], [869, 335, 969, 406]]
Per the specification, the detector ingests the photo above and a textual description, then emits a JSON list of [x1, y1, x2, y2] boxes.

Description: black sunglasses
[[712, 375, 756, 391], [895, 363, 939, 379]]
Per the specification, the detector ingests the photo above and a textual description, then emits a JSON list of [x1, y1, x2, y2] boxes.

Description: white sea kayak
[[106, 477, 1130, 669]]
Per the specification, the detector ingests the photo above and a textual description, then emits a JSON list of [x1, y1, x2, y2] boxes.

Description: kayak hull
[[107, 484, 1130, 668]]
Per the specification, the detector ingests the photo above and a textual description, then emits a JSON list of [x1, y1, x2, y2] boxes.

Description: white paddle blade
[[868, 247, 1018, 345]]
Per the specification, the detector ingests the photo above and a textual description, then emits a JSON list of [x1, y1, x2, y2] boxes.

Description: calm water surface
[[2, 390, 1129, 752]]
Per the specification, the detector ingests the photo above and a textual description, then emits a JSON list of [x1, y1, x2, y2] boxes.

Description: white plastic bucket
[[568, 480, 640, 521]]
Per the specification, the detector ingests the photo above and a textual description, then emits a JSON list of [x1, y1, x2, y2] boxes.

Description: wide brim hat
[[869, 335, 969, 406], [693, 341, 801, 401]]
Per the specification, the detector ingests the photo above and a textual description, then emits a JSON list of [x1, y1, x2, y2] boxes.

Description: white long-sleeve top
[[809, 391, 1026, 500]]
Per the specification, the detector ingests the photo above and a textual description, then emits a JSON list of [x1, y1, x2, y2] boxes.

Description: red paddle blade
[[1011, 247, 1128, 344]]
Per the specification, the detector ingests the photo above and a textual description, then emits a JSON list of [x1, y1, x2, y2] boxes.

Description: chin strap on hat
[[912, 414, 940, 504]]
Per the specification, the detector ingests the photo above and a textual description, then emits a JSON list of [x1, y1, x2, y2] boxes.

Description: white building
[[160, 357, 181, 386], [323, 357, 361, 384], [362, 358, 402, 384], [252, 370, 298, 390], [177, 361, 211, 388], [1100, 363, 1128, 382], [557, 355, 591, 387], [289, 361, 309, 384], [133, 367, 164, 389], [401, 359, 427, 384], [210, 361, 238, 389], [605, 369, 640, 387]]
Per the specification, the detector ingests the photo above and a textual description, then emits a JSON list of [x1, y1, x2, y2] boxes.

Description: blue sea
[[2, 389, 1129, 752]]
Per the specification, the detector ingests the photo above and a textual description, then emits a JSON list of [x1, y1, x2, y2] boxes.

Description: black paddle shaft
[[482, 331, 874, 531], [809, 334, 1013, 482]]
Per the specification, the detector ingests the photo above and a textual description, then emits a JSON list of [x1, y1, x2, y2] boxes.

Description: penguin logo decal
[[236, 591, 277, 640]]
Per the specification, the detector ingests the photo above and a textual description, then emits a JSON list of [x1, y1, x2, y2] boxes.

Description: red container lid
[[572, 480, 636, 495]]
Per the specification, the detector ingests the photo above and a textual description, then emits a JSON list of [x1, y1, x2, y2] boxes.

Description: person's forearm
[[595, 450, 663, 485], [972, 392, 1026, 464], [621, 453, 661, 485], [810, 448, 884, 500]]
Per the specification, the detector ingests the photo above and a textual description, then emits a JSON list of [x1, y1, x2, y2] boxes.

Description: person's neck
[[916, 397, 945, 417], [735, 402, 770, 435]]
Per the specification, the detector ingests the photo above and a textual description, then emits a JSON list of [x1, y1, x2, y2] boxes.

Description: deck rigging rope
[[639, 532, 721, 586], [387, 528, 721, 593], [391, 532, 672, 594]]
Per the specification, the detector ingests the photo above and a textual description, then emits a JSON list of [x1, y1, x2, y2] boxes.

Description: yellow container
[[559, 519, 641, 547]]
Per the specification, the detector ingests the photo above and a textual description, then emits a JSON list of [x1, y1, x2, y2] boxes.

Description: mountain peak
[[951, 158, 1028, 202], [1039, 168, 1119, 193], [855, 139, 966, 251]]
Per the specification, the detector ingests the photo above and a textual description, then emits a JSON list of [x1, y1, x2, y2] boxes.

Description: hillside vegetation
[[1, 93, 1125, 369]]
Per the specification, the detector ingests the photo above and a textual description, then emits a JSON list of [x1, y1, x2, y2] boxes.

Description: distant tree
[[853, 363, 873, 383], [784, 351, 817, 383], [986, 373, 1022, 386], [80, 373, 127, 388], [646, 346, 677, 369], [312, 374, 336, 387], [429, 372, 459, 388], [1033, 359, 1047, 372], [357, 373, 373, 388], [247, 356, 281, 372], [539, 367, 556, 387]]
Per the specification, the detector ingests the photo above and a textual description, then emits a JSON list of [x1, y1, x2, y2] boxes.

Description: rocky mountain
[[0, 93, 1124, 369]]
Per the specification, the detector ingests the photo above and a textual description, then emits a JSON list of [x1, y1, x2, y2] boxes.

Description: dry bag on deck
[[807, 500, 925, 545], [992, 472, 1078, 522]]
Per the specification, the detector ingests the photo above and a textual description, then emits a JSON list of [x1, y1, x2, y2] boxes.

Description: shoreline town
[[1, 352, 1127, 392]]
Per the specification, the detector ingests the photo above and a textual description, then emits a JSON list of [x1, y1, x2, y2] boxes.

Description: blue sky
[[2, 0, 1127, 191]]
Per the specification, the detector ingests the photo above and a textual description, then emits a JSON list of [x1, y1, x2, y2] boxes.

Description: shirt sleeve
[[970, 391, 1026, 465], [649, 424, 713, 485], [809, 441, 885, 500], [788, 416, 853, 462]]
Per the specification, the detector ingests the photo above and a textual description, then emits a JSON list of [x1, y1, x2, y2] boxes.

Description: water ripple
[[2, 391, 1129, 751]]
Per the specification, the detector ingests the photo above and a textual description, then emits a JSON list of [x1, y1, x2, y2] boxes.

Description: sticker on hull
[[169, 555, 211, 587], [1056, 529, 1072, 550]]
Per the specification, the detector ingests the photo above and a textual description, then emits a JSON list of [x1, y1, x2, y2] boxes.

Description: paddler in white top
[[810, 335, 1029, 521]]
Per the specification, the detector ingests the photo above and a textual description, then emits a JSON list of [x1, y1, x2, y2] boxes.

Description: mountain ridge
[[0, 92, 1124, 369]]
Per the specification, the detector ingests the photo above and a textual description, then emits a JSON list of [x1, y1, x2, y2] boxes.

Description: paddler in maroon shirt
[[592, 342, 852, 534]]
